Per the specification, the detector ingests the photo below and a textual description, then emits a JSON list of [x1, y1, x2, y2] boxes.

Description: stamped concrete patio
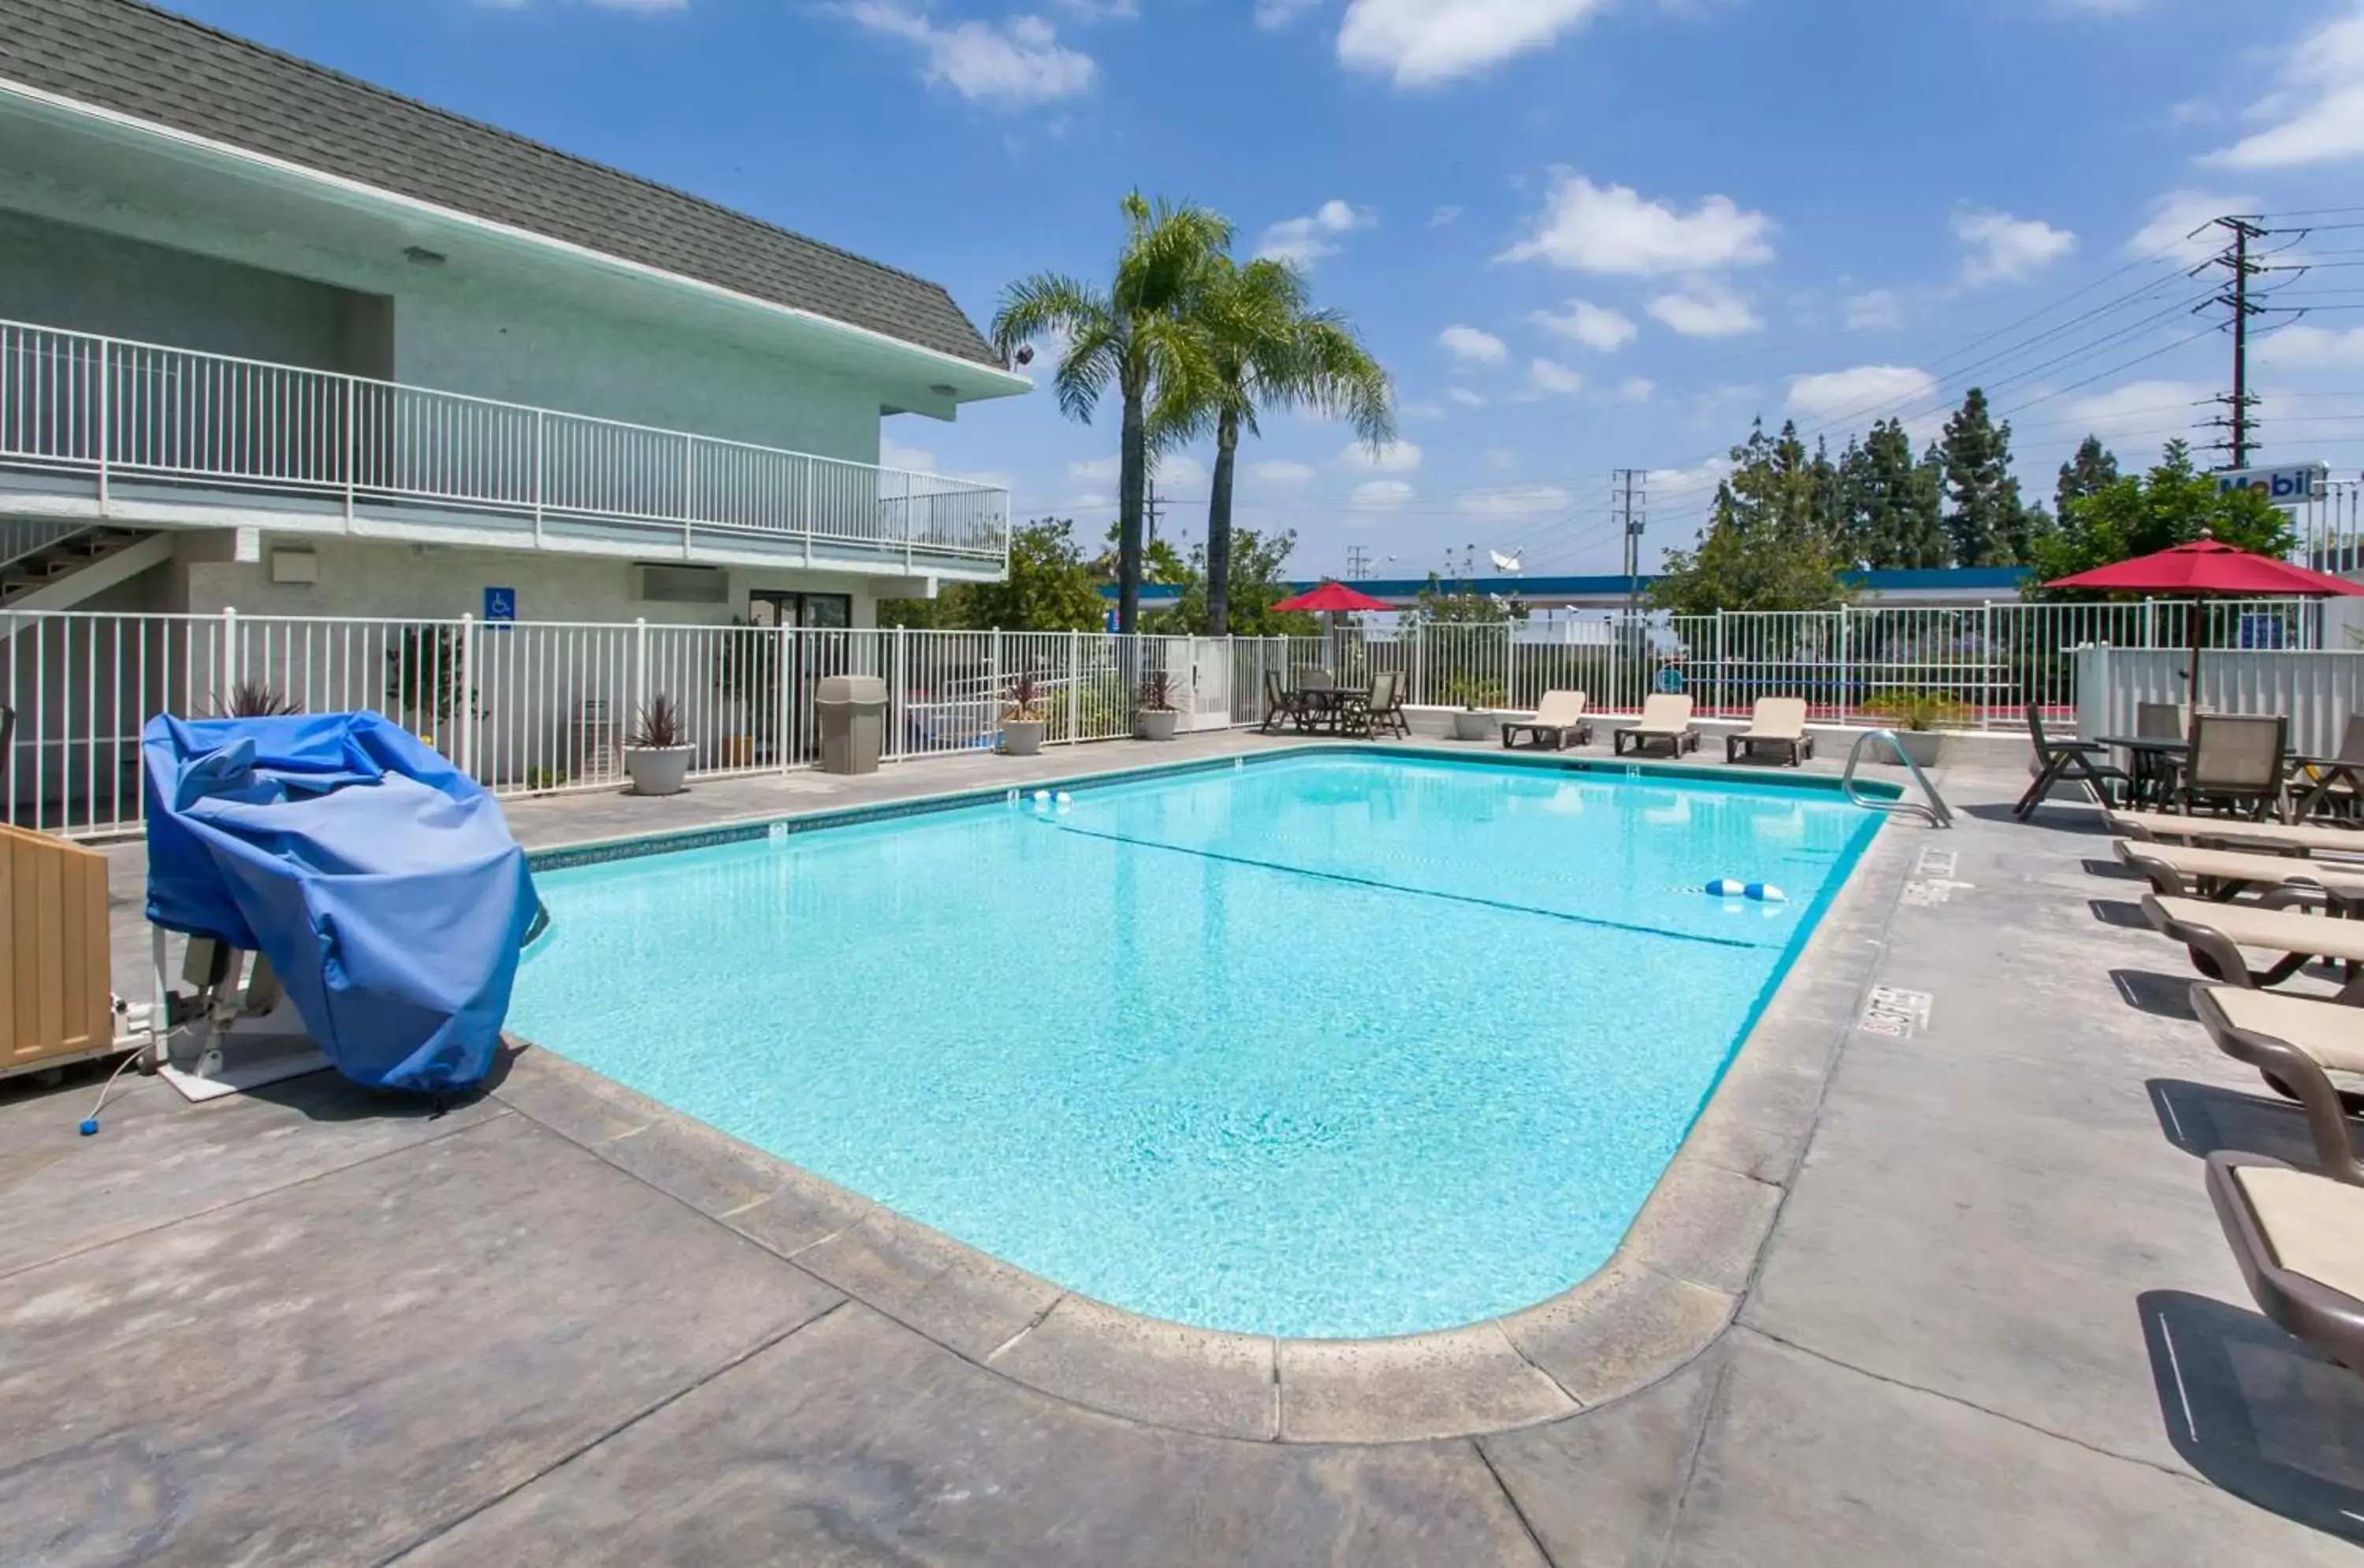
[[7, 731, 2364, 1564]]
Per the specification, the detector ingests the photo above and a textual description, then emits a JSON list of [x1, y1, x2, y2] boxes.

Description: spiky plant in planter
[[1135, 667, 1181, 741], [623, 693, 693, 797], [1002, 671, 1046, 756], [218, 680, 302, 717]]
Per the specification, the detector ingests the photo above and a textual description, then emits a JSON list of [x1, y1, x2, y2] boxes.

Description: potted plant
[[623, 693, 694, 796], [1446, 676, 1507, 741], [218, 680, 302, 717], [1135, 667, 1180, 741], [1002, 671, 1046, 756], [1861, 689, 1967, 767]]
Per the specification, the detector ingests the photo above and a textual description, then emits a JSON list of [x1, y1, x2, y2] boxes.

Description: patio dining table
[[1292, 686, 1370, 736], [2097, 735, 2189, 810]]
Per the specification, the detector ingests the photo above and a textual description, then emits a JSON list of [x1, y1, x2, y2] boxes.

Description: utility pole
[[1613, 469, 1647, 620], [1143, 471, 1168, 545], [1345, 544, 1370, 581], [2198, 215, 2269, 468]]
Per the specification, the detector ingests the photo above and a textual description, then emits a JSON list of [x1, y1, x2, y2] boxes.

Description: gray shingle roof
[[0, 0, 1004, 369]]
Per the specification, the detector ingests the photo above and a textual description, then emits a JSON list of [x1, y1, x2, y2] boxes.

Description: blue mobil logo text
[[2215, 464, 2327, 505]]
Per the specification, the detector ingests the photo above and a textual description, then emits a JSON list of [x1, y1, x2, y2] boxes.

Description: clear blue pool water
[[511, 752, 1881, 1338]]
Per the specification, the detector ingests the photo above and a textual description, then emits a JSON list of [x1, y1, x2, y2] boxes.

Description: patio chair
[[2108, 808, 2364, 856], [2014, 701, 2132, 821], [2193, 987, 2364, 1184], [1727, 697, 1814, 767], [2206, 1152, 2364, 1373], [2115, 838, 2364, 910], [1366, 671, 1409, 738], [1613, 693, 1698, 757], [1501, 689, 1591, 751], [2140, 893, 2364, 999], [2290, 714, 2364, 824], [2174, 713, 2288, 820], [1335, 674, 1385, 740], [1259, 670, 1308, 735], [2136, 700, 2187, 739]]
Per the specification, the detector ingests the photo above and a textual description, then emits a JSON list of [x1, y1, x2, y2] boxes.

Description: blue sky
[[175, 0, 2364, 577]]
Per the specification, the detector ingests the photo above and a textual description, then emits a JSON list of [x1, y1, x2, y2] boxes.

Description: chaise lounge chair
[[2206, 1151, 2364, 1373], [2107, 809, 2364, 858], [1614, 693, 1699, 758], [1727, 697, 1814, 767], [2114, 838, 2364, 909], [2192, 986, 2364, 1183], [1502, 689, 1592, 751], [2141, 893, 2364, 998]]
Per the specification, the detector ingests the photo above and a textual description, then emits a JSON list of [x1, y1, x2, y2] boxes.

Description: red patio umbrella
[[1271, 581, 1393, 613], [2042, 533, 2364, 706]]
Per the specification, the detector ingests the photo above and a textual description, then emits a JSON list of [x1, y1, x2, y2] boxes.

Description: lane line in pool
[[1044, 821, 1778, 952]]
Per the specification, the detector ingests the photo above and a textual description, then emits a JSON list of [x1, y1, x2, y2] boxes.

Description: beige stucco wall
[[170, 534, 889, 628]]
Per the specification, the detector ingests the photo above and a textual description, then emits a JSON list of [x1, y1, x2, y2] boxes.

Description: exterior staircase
[[0, 523, 171, 611]]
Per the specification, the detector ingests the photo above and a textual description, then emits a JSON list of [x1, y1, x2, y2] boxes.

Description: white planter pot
[[1876, 730, 1945, 768], [1450, 709, 1498, 742], [1135, 709, 1180, 742], [623, 744, 694, 797], [1002, 718, 1045, 756]]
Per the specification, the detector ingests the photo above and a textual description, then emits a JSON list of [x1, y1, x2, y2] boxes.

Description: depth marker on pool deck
[[1859, 987, 1932, 1038], [1043, 820, 1780, 952]]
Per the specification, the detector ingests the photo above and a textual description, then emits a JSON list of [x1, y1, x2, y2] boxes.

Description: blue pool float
[[1706, 878, 1787, 903]]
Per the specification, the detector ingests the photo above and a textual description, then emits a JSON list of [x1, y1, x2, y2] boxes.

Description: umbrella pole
[[2187, 599, 2204, 731]]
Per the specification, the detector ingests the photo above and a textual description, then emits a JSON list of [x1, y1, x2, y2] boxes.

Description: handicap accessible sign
[[483, 586, 517, 625]]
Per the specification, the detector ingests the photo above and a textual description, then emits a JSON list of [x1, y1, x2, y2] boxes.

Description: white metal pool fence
[[1292, 598, 2320, 730], [0, 598, 2318, 837]]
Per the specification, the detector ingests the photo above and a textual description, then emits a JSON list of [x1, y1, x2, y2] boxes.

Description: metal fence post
[[682, 435, 696, 556], [458, 612, 478, 777], [1069, 630, 1081, 745], [776, 621, 794, 772], [990, 627, 1003, 730], [634, 617, 648, 727], [95, 338, 110, 508], [1504, 624, 1518, 706], [344, 377, 359, 525], [531, 408, 544, 545], [220, 605, 237, 706], [893, 624, 909, 761], [1836, 605, 1852, 722]]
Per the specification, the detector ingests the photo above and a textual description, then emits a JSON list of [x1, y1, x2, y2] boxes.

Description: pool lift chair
[[145, 930, 330, 1101]]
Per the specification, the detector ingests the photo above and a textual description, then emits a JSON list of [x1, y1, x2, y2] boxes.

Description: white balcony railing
[[0, 318, 1009, 564]]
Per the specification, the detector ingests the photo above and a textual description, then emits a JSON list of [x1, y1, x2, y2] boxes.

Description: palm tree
[[990, 193, 1230, 634], [1166, 257, 1393, 635]]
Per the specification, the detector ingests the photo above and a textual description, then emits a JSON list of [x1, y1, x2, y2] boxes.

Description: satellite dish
[[1489, 549, 1523, 574]]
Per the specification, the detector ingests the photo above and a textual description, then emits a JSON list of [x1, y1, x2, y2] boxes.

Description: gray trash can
[[815, 674, 888, 775]]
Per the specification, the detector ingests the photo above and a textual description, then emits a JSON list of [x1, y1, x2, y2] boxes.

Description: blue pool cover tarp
[[143, 712, 541, 1094]]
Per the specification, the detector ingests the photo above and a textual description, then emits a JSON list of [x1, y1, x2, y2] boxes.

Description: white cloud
[[1447, 387, 1490, 407], [1065, 492, 1112, 509], [1500, 173, 1775, 276], [1070, 455, 1121, 482], [880, 438, 939, 473], [1617, 377, 1656, 403], [2203, 6, 2364, 168], [1398, 399, 1448, 421], [1459, 483, 1570, 516], [1050, 0, 1136, 17], [1845, 288, 1902, 331], [1252, 459, 1320, 484], [1528, 358, 1583, 395], [1646, 278, 1762, 337], [1429, 204, 1463, 228], [1482, 446, 1518, 470], [2057, 379, 2212, 444], [1531, 299, 1637, 351], [1350, 479, 1415, 509], [2257, 324, 2364, 366], [1256, 199, 1373, 269], [1646, 456, 1730, 499], [1154, 454, 1208, 488], [1336, 0, 1612, 87], [1254, 0, 1320, 27], [1953, 210, 2076, 286], [1785, 365, 1939, 432], [841, 5, 1095, 106], [1438, 324, 1508, 363], [2128, 190, 2256, 263], [1341, 439, 1422, 471]]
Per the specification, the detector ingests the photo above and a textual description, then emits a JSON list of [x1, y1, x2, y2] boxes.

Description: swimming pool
[[511, 751, 1883, 1339]]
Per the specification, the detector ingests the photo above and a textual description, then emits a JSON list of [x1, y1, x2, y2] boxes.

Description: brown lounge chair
[[2108, 808, 2364, 857], [2192, 986, 2364, 1183], [1258, 670, 1308, 735], [1614, 693, 1699, 757], [2015, 701, 2132, 820], [2114, 838, 2364, 909], [2140, 893, 2364, 999], [1727, 697, 1814, 767], [2206, 1152, 2364, 1373], [1502, 689, 1591, 751]]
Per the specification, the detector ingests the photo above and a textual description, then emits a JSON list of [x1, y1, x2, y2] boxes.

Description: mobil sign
[[2216, 463, 2329, 508]]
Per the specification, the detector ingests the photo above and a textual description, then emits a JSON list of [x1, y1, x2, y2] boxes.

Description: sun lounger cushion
[[2109, 810, 2364, 856], [2148, 896, 2364, 963], [2202, 988, 2364, 1076], [2234, 1165, 2364, 1300], [2118, 840, 2364, 898]]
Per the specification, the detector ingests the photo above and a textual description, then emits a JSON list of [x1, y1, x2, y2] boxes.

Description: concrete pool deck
[[9, 734, 2364, 1562]]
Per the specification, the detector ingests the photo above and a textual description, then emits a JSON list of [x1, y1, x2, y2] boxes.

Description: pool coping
[[493, 742, 1921, 1444]]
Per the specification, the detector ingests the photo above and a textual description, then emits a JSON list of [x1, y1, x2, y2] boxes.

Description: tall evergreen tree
[[1648, 419, 1854, 615], [1839, 419, 1948, 568], [2055, 435, 2120, 518], [1939, 388, 2031, 566]]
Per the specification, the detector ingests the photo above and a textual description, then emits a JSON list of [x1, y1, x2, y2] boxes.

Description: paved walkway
[[9, 741, 2364, 1563]]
